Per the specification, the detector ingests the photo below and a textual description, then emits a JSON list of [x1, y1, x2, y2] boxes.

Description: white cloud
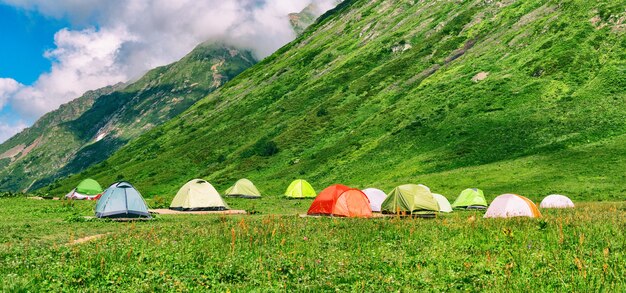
[[0, 78, 23, 108], [0, 121, 28, 143], [0, 79, 28, 143], [0, 0, 337, 141], [10, 27, 132, 118]]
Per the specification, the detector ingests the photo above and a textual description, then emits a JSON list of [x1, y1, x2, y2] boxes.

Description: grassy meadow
[[1, 195, 624, 291], [1, 0, 625, 291]]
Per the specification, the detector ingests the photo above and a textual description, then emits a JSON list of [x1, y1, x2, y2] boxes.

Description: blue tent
[[95, 182, 151, 218]]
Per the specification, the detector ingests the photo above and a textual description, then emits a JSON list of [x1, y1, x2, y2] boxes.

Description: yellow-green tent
[[381, 184, 439, 215], [76, 179, 103, 195], [285, 179, 316, 198], [170, 179, 229, 211], [224, 178, 261, 198], [452, 188, 488, 210]]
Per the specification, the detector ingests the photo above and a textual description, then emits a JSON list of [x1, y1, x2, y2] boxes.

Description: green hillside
[[52, 0, 626, 201], [0, 43, 256, 192]]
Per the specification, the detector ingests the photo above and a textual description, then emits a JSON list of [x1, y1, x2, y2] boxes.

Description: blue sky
[[0, 4, 72, 141], [0, 4, 69, 85]]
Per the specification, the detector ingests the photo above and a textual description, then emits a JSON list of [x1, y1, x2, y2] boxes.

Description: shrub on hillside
[[241, 139, 280, 158], [0, 191, 25, 198]]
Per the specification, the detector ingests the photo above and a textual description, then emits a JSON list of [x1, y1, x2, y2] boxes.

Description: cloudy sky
[[0, 0, 336, 142]]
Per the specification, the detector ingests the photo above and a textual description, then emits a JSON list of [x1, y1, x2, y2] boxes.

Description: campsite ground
[[1, 196, 624, 291]]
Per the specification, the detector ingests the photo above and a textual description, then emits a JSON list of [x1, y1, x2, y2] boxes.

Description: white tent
[[432, 193, 452, 213], [484, 194, 541, 218], [361, 188, 387, 212], [540, 194, 574, 209], [65, 189, 99, 200], [171, 179, 229, 211]]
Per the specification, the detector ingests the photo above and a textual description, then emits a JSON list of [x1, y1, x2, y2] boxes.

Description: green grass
[[1, 197, 625, 291], [50, 0, 626, 201]]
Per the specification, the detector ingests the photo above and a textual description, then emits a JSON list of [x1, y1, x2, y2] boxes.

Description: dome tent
[[170, 179, 229, 211], [361, 188, 387, 212], [540, 194, 575, 209], [432, 193, 452, 213], [452, 188, 488, 210], [224, 179, 261, 198], [95, 182, 151, 219], [307, 184, 372, 218], [65, 178, 103, 200], [285, 179, 317, 198], [381, 184, 439, 215], [484, 194, 541, 218]]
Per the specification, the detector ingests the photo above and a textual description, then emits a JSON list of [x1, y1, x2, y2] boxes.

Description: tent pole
[[124, 185, 129, 215]]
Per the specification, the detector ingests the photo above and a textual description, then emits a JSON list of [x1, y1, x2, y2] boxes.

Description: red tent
[[307, 184, 372, 218]]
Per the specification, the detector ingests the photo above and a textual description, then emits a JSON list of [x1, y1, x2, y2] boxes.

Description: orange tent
[[307, 184, 372, 218]]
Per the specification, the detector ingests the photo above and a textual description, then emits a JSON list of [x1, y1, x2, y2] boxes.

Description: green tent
[[170, 179, 229, 211], [285, 179, 316, 198], [76, 179, 103, 195], [381, 184, 439, 215], [452, 188, 488, 209], [224, 178, 261, 198]]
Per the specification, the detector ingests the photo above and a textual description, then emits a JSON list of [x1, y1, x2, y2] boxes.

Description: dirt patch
[[299, 213, 432, 218], [590, 15, 602, 27], [69, 233, 110, 246], [0, 144, 25, 160], [19, 136, 42, 158], [407, 64, 441, 85], [27, 197, 60, 200], [150, 209, 247, 215], [359, 22, 373, 38], [472, 72, 489, 82], [392, 43, 412, 53], [407, 39, 477, 86], [612, 16, 626, 32], [513, 4, 557, 29], [375, 0, 394, 14], [462, 11, 485, 33], [444, 39, 477, 64], [211, 59, 225, 88], [590, 10, 626, 32]]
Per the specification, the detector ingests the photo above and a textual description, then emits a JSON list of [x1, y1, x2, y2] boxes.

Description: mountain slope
[[53, 0, 625, 201], [290, 1, 344, 35], [0, 84, 123, 190], [289, 4, 322, 35], [0, 43, 256, 192]]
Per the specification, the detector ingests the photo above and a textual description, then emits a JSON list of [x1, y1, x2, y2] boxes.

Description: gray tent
[[95, 182, 151, 218]]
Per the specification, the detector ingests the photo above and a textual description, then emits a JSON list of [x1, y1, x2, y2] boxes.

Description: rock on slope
[[0, 43, 256, 192], [54, 0, 625, 200]]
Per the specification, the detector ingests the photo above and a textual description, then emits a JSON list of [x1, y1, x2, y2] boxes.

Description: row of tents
[[305, 183, 573, 218], [65, 178, 264, 201], [66, 178, 261, 219], [65, 178, 574, 219]]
